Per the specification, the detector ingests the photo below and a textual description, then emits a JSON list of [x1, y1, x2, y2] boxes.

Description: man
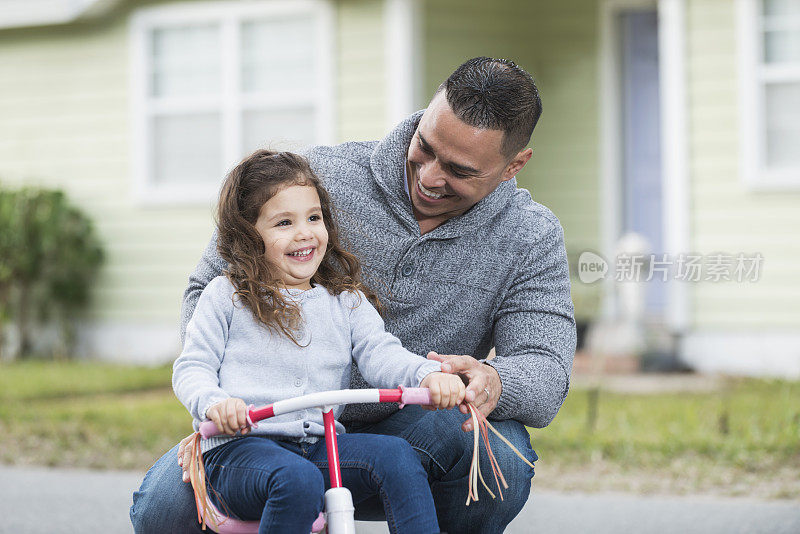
[[131, 57, 576, 533]]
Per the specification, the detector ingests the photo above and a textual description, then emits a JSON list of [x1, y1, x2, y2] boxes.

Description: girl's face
[[254, 184, 328, 290]]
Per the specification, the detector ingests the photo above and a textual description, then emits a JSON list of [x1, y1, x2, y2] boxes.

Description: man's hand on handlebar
[[426, 351, 502, 433]]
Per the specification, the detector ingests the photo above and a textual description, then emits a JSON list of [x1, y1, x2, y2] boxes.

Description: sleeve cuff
[[484, 358, 525, 421], [415, 361, 443, 386], [485, 356, 570, 426], [199, 393, 231, 421]]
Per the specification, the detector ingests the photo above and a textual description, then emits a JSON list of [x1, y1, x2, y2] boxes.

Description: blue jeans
[[130, 406, 536, 534], [201, 434, 438, 534]]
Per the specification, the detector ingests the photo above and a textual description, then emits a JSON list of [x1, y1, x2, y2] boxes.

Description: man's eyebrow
[[418, 132, 481, 176]]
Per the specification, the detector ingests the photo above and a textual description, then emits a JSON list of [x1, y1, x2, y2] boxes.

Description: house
[[1, 0, 798, 377]]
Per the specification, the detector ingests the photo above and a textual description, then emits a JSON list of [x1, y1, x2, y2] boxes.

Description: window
[[739, 0, 800, 189], [131, 1, 334, 205]]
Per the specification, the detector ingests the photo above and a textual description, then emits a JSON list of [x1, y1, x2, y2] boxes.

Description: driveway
[[0, 465, 798, 533]]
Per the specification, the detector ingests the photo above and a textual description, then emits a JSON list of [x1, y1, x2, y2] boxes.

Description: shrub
[[0, 186, 104, 359]]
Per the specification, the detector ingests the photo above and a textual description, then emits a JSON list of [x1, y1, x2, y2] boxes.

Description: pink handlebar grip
[[399, 387, 431, 407], [198, 405, 257, 440], [199, 420, 221, 439]]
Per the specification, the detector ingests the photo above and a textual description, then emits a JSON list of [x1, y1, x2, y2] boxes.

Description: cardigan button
[[401, 264, 414, 277], [294, 378, 302, 387]]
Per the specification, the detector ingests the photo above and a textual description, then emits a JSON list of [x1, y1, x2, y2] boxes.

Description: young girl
[[172, 150, 464, 534]]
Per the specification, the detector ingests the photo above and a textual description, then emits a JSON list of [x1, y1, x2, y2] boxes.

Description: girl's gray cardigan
[[173, 276, 441, 452], [181, 111, 576, 429]]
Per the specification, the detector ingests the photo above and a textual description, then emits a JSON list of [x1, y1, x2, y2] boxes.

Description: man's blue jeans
[[130, 406, 536, 534], [201, 434, 438, 534]]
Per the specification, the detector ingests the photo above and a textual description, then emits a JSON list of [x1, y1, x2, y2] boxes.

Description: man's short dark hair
[[438, 57, 542, 157]]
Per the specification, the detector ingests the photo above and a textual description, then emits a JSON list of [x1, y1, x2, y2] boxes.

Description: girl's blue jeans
[[131, 406, 537, 534], [200, 434, 439, 534]]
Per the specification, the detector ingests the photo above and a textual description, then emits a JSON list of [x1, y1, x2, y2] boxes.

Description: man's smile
[[417, 180, 447, 200]]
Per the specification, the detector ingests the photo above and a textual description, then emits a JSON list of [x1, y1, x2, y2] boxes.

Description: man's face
[[406, 92, 531, 225]]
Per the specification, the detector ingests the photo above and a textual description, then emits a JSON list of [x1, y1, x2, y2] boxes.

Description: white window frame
[[130, 0, 335, 206], [384, 0, 422, 126], [738, 0, 800, 190]]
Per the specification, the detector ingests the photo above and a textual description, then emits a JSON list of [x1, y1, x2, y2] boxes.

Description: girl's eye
[[276, 220, 291, 227], [309, 214, 321, 222]]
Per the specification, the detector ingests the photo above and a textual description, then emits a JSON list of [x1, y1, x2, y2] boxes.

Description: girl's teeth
[[289, 249, 312, 257]]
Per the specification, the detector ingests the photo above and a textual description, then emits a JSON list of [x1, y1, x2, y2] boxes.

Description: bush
[[0, 186, 104, 359]]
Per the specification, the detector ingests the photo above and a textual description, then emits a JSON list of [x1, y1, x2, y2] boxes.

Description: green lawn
[[529, 379, 800, 498], [530, 379, 800, 468], [1, 362, 798, 498], [0, 361, 187, 469], [0, 360, 174, 400]]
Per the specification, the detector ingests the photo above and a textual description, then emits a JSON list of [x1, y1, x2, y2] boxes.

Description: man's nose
[[418, 161, 447, 189]]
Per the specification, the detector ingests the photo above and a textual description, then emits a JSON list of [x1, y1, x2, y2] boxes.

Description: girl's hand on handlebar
[[420, 372, 466, 410], [206, 398, 251, 436]]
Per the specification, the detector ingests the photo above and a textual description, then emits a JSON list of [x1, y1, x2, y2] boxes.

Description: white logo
[[578, 251, 608, 284]]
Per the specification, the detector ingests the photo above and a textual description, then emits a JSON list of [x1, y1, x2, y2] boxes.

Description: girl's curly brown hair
[[216, 149, 381, 345]]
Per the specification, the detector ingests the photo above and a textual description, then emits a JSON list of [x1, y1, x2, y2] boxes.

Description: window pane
[[765, 82, 800, 168], [764, 30, 800, 63], [242, 107, 316, 154], [241, 17, 316, 94], [152, 114, 222, 184], [152, 24, 221, 97], [763, 0, 800, 17]]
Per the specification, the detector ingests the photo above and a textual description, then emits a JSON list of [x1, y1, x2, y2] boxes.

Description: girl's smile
[[286, 245, 316, 262], [254, 184, 328, 290]]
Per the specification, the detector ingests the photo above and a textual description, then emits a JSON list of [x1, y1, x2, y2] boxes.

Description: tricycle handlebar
[[199, 387, 431, 439]]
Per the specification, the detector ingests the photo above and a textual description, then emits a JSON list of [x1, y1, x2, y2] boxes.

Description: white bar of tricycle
[[270, 389, 382, 417]]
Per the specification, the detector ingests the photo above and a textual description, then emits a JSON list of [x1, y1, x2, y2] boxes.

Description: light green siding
[[422, 0, 601, 319], [6, 0, 794, 349], [0, 9, 199, 324], [687, 0, 800, 328], [337, 0, 389, 141], [0, 0, 389, 332]]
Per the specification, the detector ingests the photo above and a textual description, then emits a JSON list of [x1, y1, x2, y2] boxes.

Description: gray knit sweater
[[173, 276, 441, 452], [181, 111, 576, 429]]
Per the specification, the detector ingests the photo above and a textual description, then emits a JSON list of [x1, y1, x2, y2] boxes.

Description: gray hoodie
[[181, 110, 576, 428]]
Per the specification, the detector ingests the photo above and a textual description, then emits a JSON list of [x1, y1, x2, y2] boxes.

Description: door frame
[[598, 0, 690, 332]]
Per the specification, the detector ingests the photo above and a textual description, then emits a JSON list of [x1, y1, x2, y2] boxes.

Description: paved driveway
[[1, 465, 798, 533]]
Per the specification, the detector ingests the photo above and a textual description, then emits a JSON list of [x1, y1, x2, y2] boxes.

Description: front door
[[620, 9, 666, 320]]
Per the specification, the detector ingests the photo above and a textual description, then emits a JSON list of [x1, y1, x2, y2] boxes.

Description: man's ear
[[502, 148, 533, 181]]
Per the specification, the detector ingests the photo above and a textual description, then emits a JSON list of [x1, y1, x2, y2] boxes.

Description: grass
[[0, 361, 188, 469], [531, 379, 800, 466], [1, 361, 798, 498], [0, 360, 174, 400], [528, 379, 800, 498]]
